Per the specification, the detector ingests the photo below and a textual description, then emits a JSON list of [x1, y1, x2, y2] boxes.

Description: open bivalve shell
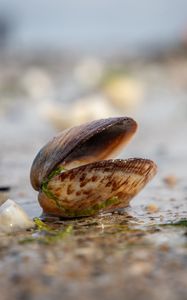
[[30, 117, 157, 217]]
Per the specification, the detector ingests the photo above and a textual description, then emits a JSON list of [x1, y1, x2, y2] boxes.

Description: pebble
[[0, 199, 34, 233], [146, 203, 159, 213], [163, 175, 178, 188]]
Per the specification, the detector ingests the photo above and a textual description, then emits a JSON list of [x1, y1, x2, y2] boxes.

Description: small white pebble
[[0, 199, 34, 233]]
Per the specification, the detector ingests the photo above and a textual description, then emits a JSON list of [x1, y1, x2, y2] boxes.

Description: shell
[[30, 117, 137, 190], [38, 159, 157, 217], [30, 117, 157, 217]]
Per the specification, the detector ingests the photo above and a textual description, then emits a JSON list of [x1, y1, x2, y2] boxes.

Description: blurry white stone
[[37, 100, 71, 129], [37, 100, 61, 121], [21, 67, 54, 99], [103, 76, 144, 110], [40, 94, 117, 129], [74, 58, 104, 88], [70, 95, 115, 126], [0, 199, 34, 233]]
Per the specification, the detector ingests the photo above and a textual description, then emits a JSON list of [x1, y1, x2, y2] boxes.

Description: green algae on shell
[[41, 166, 67, 210], [30, 117, 157, 218]]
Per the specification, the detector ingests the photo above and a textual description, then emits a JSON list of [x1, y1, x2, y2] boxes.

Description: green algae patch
[[34, 217, 52, 231], [40, 224, 73, 244], [19, 218, 73, 245], [161, 219, 187, 227]]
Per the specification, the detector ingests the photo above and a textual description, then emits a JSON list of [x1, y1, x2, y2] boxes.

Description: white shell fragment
[[0, 199, 34, 233]]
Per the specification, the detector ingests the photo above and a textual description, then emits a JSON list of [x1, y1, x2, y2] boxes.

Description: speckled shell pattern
[[38, 159, 157, 217]]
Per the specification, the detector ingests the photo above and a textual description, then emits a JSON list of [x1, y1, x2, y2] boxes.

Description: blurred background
[[0, 0, 187, 215], [0, 0, 187, 53]]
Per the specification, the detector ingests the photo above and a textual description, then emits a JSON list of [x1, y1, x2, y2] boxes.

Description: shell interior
[[63, 120, 137, 170]]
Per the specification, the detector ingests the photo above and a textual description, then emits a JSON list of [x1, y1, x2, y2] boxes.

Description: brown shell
[[30, 117, 137, 190], [38, 158, 157, 217]]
